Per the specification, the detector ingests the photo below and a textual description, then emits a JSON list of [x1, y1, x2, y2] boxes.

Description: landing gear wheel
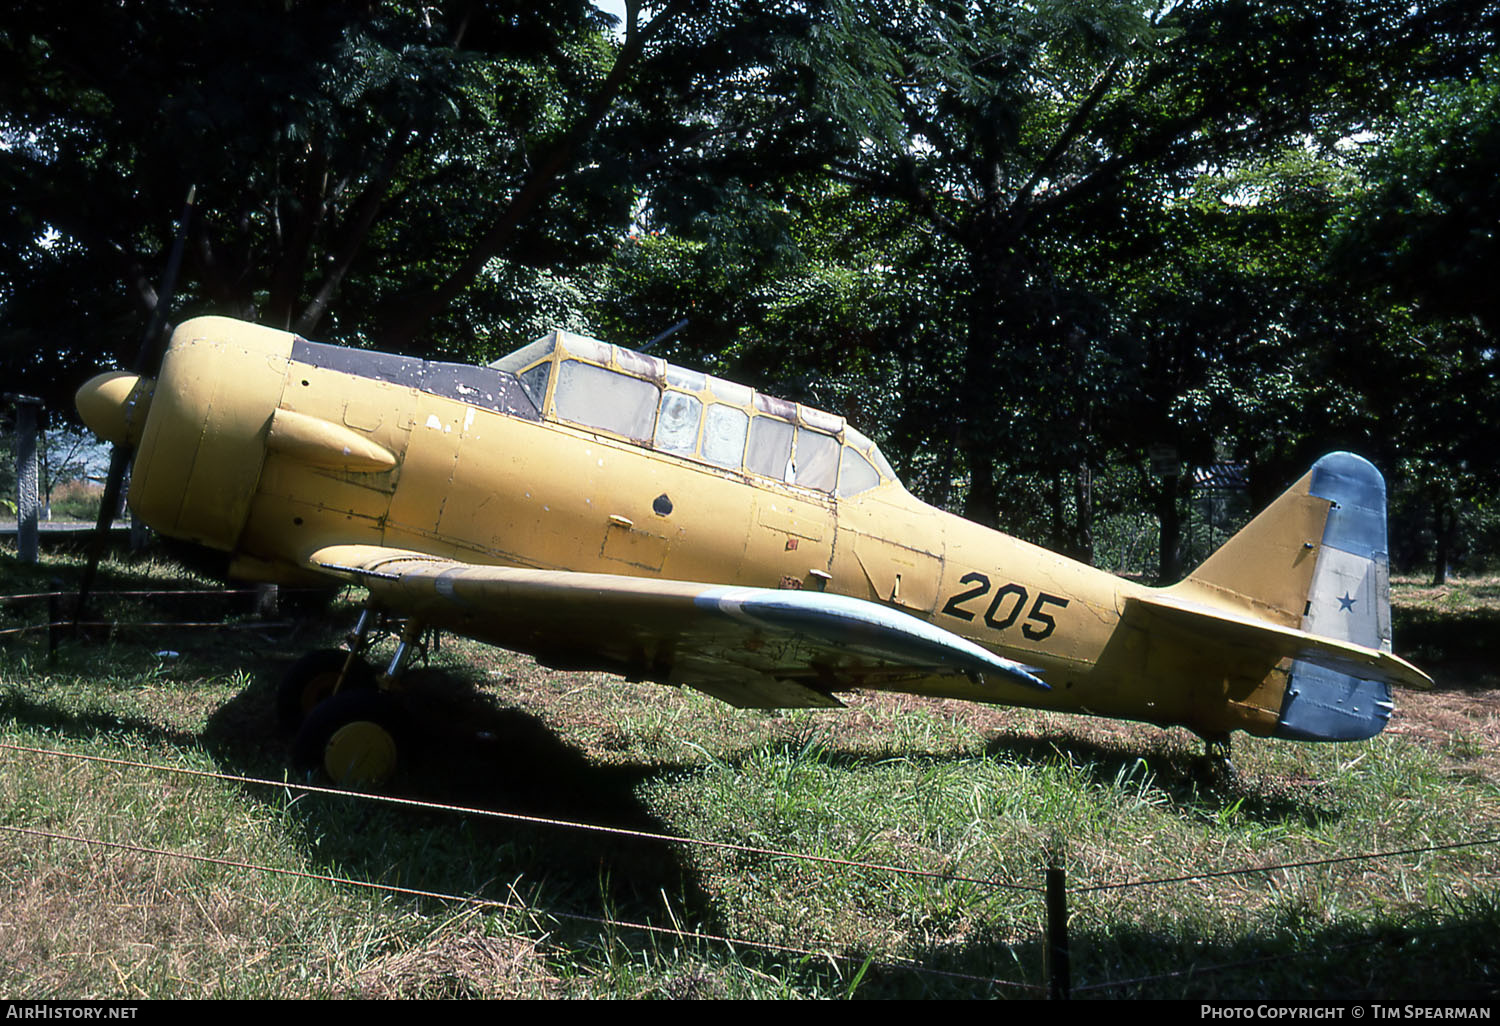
[[293, 690, 404, 787], [277, 649, 376, 733]]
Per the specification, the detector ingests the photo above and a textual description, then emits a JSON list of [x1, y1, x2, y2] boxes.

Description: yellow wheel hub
[[324, 720, 397, 786]]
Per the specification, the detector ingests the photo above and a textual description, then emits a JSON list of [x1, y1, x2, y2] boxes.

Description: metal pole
[[1045, 863, 1070, 999]]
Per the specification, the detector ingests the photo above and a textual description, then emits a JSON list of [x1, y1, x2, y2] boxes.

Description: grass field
[[1, 549, 1496, 999]]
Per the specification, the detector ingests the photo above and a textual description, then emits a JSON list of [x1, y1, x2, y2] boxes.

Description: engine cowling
[[77, 317, 295, 553]]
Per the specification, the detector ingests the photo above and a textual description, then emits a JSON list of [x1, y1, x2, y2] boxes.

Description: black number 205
[[940, 572, 1070, 641]]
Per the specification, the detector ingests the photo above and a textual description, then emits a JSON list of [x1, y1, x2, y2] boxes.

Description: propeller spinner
[[75, 371, 155, 448]]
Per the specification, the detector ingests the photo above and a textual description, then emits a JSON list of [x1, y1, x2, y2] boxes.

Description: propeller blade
[[75, 185, 195, 626], [76, 447, 129, 615], [132, 185, 195, 374]]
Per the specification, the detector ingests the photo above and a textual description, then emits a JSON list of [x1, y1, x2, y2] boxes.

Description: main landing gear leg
[[378, 618, 426, 687], [345, 605, 377, 657], [276, 603, 381, 734], [288, 612, 425, 788]]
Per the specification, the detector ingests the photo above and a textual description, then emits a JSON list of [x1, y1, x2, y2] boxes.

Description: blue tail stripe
[[1274, 660, 1392, 742], [1308, 452, 1388, 562]]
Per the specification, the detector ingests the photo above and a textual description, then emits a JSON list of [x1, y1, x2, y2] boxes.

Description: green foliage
[[3, 0, 1498, 567], [0, 429, 15, 514], [1334, 56, 1500, 336], [1326, 58, 1500, 577], [0, 1, 801, 400]]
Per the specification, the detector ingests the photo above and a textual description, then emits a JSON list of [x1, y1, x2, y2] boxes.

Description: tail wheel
[[293, 689, 403, 787], [277, 648, 375, 733]]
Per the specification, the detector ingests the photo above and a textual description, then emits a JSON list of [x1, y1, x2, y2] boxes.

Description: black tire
[[277, 648, 376, 733], [293, 689, 404, 787]]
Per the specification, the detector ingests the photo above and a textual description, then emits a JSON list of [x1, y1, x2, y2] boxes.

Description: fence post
[[46, 578, 61, 664], [254, 582, 279, 619], [9, 395, 44, 564], [1045, 862, 1070, 999]]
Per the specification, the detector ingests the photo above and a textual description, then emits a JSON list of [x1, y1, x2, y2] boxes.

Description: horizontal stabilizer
[[1126, 592, 1432, 691]]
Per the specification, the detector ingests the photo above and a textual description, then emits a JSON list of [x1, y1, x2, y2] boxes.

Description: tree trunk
[[962, 444, 1000, 529], [957, 234, 1011, 530], [1157, 474, 1183, 584], [1431, 496, 1456, 586], [1073, 458, 1094, 565]]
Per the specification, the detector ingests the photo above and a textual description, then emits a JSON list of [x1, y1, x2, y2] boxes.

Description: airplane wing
[[1123, 592, 1433, 690], [306, 544, 1047, 709]]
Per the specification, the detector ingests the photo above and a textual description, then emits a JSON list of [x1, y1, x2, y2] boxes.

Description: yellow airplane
[[75, 316, 1431, 783]]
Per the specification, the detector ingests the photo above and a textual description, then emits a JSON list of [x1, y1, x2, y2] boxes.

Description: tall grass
[[0, 550, 1496, 997]]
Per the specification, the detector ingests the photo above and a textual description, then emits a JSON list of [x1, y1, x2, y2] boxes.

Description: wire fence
[[0, 741, 1043, 895], [0, 586, 322, 644], [2, 735, 1494, 997], [0, 741, 1046, 996], [0, 820, 1034, 993], [1, 595, 1496, 997]]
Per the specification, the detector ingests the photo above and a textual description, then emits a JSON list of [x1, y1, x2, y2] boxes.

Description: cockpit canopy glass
[[491, 330, 898, 498]]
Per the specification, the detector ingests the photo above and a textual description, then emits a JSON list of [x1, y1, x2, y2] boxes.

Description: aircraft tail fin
[[1168, 452, 1410, 741]]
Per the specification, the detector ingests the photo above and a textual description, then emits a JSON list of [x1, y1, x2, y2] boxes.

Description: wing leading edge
[[306, 544, 1047, 709]]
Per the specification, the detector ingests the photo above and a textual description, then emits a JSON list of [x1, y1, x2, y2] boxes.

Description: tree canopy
[[3, 0, 1496, 579]]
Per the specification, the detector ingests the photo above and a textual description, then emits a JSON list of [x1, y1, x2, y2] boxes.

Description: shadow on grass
[[0, 630, 727, 977], [847, 892, 1500, 999], [200, 661, 729, 960], [0, 629, 1036, 995], [982, 731, 1342, 828], [1394, 606, 1500, 675]]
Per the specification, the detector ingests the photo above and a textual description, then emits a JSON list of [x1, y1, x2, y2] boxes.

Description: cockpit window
[[553, 359, 660, 442], [837, 446, 881, 497], [702, 403, 749, 468], [795, 428, 840, 492], [516, 361, 550, 411], [844, 425, 897, 483], [746, 416, 795, 481], [654, 390, 702, 456]]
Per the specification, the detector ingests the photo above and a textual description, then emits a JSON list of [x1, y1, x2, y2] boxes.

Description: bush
[[49, 478, 102, 521]]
